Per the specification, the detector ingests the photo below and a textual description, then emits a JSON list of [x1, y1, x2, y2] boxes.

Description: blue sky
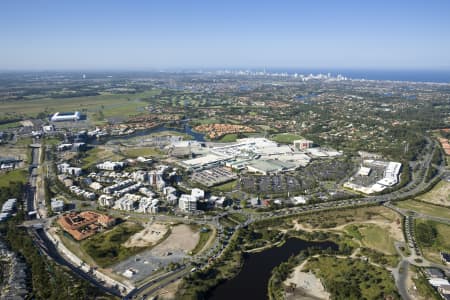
[[1, 0, 450, 70]]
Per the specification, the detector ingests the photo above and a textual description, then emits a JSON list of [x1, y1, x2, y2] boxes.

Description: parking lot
[[240, 175, 315, 194], [191, 167, 238, 187], [350, 165, 385, 187]]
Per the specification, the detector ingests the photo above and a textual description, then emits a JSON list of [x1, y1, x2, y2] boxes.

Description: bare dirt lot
[[284, 260, 330, 300], [123, 222, 169, 248], [151, 224, 199, 256]]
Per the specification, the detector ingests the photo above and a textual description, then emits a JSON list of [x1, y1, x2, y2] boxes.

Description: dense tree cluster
[[415, 221, 438, 247]]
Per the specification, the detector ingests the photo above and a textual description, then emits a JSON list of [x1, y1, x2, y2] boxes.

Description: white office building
[[178, 194, 197, 212]]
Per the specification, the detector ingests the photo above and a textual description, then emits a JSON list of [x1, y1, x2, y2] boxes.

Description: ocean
[[267, 69, 450, 83]]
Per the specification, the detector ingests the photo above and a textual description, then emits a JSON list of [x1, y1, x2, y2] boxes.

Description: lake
[[208, 238, 338, 300]]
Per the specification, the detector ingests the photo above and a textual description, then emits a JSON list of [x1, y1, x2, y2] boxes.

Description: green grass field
[[14, 137, 32, 147], [415, 219, 450, 264], [82, 147, 124, 168], [345, 224, 397, 255], [121, 147, 164, 158], [190, 227, 214, 255], [0, 169, 28, 187], [395, 199, 450, 219], [82, 221, 144, 268], [0, 89, 160, 122], [270, 133, 303, 144], [415, 180, 450, 206], [217, 133, 238, 143], [359, 224, 397, 255], [296, 206, 399, 229], [43, 137, 61, 146], [228, 213, 248, 224], [304, 256, 399, 300], [59, 231, 98, 267], [0, 121, 22, 130], [211, 180, 237, 192]]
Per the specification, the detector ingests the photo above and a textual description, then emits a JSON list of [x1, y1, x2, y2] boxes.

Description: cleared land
[[415, 180, 450, 206], [123, 223, 169, 248], [284, 261, 330, 300], [150, 224, 199, 256], [395, 199, 450, 219], [303, 256, 399, 300]]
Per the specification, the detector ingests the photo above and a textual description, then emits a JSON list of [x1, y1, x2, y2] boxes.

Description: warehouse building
[[247, 159, 297, 175], [50, 111, 81, 122]]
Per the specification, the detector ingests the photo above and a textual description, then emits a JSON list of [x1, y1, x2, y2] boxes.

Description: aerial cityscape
[[1, 1, 450, 300]]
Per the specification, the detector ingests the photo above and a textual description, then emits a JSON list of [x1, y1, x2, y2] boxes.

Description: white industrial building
[[50, 111, 81, 122]]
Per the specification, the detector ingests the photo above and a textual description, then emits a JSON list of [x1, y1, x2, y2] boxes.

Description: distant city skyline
[[1, 0, 450, 70]]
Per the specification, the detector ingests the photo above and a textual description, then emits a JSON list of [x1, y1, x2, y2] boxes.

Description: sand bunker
[[284, 262, 330, 300]]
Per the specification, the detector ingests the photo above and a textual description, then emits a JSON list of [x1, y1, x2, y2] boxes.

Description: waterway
[[208, 238, 338, 300], [128, 123, 206, 142]]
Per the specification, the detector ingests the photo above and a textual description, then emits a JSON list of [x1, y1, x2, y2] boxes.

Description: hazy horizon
[[1, 0, 450, 70]]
